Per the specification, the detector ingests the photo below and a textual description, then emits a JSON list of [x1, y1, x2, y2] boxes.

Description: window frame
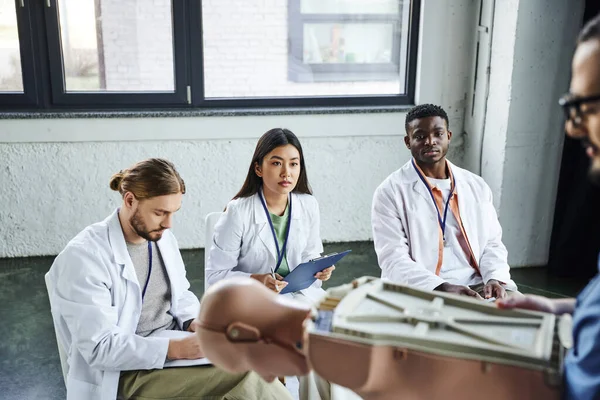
[[0, 0, 39, 108], [42, 0, 189, 108], [191, 0, 420, 108], [0, 0, 421, 111]]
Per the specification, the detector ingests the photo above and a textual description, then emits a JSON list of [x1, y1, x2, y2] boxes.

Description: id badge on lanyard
[[411, 159, 455, 246], [142, 241, 152, 301], [258, 191, 292, 272]]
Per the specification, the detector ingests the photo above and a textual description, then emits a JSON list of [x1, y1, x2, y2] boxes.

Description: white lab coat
[[45, 209, 200, 400], [372, 160, 517, 292], [206, 192, 325, 302]]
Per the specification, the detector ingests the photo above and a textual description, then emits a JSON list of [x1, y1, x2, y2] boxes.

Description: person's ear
[[254, 162, 262, 178], [447, 130, 453, 141], [404, 135, 411, 149], [123, 192, 136, 209]]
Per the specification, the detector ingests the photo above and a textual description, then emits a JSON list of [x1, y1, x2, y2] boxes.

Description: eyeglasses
[[558, 93, 600, 126]]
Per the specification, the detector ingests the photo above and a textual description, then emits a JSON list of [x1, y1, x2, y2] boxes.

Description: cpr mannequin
[[197, 277, 569, 400], [196, 278, 312, 382]]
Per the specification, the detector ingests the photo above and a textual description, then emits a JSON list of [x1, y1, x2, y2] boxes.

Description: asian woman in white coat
[[205, 128, 334, 303], [205, 128, 336, 400]]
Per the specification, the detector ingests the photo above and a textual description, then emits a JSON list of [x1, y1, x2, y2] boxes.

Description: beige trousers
[[118, 365, 293, 400]]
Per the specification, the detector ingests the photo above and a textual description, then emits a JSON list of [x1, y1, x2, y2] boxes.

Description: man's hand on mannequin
[[186, 319, 200, 332], [434, 282, 482, 299], [497, 295, 576, 315]]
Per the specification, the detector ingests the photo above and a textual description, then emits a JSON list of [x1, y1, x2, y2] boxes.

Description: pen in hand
[[270, 267, 279, 292]]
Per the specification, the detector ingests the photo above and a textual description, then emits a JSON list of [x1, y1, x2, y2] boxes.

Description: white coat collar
[[252, 191, 301, 264], [400, 158, 462, 184], [252, 191, 301, 224], [107, 208, 177, 287], [401, 159, 460, 205], [107, 208, 139, 286], [402, 160, 478, 254], [107, 208, 181, 325]]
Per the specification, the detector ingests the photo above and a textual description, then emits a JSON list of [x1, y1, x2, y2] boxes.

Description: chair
[[45, 273, 69, 385], [204, 212, 224, 292]]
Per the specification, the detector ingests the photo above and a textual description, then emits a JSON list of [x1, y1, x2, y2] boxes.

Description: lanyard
[[141, 241, 152, 301], [258, 191, 292, 272], [411, 159, 455, 243]]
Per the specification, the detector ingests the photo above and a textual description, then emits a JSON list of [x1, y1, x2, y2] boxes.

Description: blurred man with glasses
[[498, 13, 600, 400]]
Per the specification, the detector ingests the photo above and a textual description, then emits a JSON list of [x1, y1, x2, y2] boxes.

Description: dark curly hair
[[405, 104, 449, 134]]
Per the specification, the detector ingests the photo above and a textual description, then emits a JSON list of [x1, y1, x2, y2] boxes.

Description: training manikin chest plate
[[311, 279, 570, 373]]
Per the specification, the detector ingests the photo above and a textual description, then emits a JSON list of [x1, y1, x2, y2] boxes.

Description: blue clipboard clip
[[279, 250, 351, 294]]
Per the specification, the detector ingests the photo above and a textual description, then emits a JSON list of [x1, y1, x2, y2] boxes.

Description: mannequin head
[[197, 278, 312, 381]]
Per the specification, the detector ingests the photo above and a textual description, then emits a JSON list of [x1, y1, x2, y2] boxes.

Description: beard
[[585, 139, 600, 186], [130, 209, 164, 242], [588, 164, 600, 186]]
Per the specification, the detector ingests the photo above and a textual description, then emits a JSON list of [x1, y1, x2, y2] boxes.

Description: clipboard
[[280, 250, 351, 294]]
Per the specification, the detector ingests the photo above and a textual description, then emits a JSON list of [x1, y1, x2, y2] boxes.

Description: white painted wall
[[478, 0, 585, 267], [0, 0, 476, 258], [100, 0, 174, 91], [0, 113, 463, 258]]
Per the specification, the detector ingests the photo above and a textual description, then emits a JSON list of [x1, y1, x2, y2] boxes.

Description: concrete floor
[[0, 241, 590, 400]]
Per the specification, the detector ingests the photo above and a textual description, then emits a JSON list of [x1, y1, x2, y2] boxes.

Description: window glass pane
[[202, 0, 412, 98], [301, 0, 399, 15], [57, 0, 175, 92], [303, 23, 394, 64], [0, 0, 23, 92]]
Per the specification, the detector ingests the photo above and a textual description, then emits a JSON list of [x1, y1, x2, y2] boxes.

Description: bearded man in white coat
[[371, 104, 518, 299], [45, 158, 291, 400]]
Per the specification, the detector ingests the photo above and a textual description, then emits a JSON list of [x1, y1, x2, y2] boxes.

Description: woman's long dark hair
[[233, 128, 312, 199]]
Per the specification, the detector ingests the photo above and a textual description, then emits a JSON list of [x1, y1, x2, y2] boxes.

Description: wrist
[[167, 340, 179, 360], [552, 298, 575, 315]]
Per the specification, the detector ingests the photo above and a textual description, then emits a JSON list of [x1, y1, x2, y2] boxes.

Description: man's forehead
[[141, 193, 183, 211], [571, 39, 600, 95], [409, 116, 447, 131]]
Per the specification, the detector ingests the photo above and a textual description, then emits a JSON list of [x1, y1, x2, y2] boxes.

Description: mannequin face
[[196, 279, 312, 380]]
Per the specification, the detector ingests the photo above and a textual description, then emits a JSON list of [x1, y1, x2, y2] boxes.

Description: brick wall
[[0, 0, 403, 96], [98, 0, 401, 96], [202, 0, 401, 97], [100, 0, 174, 91]]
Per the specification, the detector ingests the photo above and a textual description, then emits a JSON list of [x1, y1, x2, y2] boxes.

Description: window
[[56, 0, 175, 92], [44, 0, 187, 106], [0, 0, 22, 92], [289, 0, 410, 90], [0, 0, 420, 111], [0, 0, 36, 106]]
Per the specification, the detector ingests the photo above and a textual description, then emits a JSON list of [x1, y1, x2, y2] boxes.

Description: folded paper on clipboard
[[280, 250, 351, 294]]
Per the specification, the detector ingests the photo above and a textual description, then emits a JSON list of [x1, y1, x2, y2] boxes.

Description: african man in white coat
[[371, 104, 518, 299]]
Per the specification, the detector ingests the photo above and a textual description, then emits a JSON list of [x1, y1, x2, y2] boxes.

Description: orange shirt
[[413, 161, 481, 277]]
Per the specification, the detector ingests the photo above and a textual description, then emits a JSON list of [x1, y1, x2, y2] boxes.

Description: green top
[[269, 205, 290, 277]]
